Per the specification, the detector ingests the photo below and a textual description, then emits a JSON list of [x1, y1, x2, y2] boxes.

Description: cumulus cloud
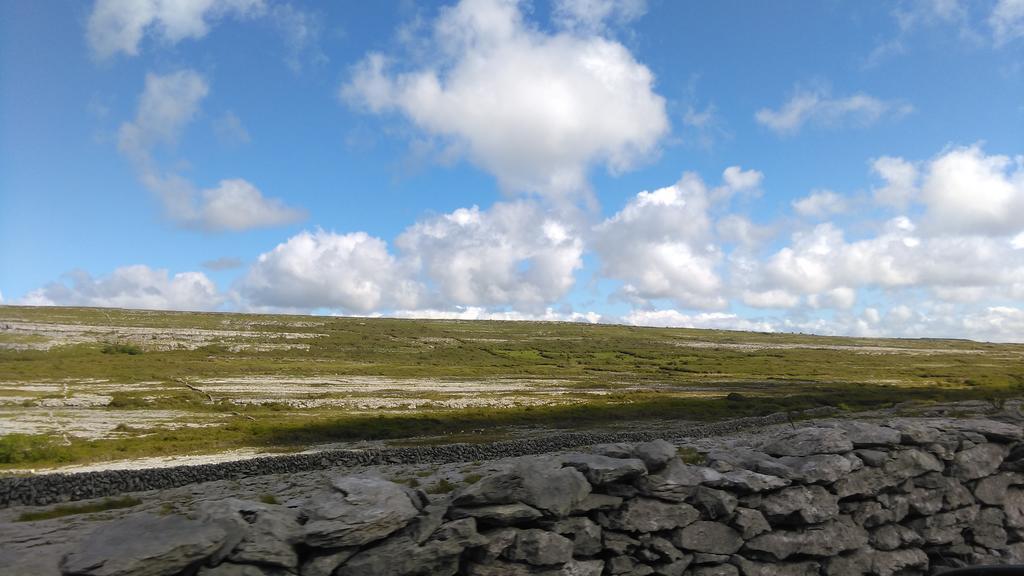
[[622, 310, 776, 332], [551, 0, 647, 34], [342, 0, 668, 199], [119, 70, 304, 231], [871, 156, 919, 208], [21, 266, 222, 311], [392, 306, 600, 323], [919, 145, 1024, 236], [792, 190, 849, 218], [755, 86, 913, 135], [397, 202, 583, 311], [201, 257, 244, 271], [991, 0, 1024, 44], [593, 168, 760, 309], [238, 230, 421, 313], [87, 0, 265, 59]]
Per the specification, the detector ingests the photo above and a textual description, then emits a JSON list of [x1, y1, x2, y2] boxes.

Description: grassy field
[[1, 305, 1022, 472]]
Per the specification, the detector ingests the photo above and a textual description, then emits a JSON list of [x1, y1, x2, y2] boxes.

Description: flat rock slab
[[301, 475, 421, 548], [760, 428, 853, 457], [60, 513, 239, 576]]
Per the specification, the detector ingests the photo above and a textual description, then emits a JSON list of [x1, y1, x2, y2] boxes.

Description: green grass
[[16, 496, 142, 522], [1, 304, 1022, 471]]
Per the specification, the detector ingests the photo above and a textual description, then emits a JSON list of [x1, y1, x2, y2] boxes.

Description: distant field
[[1, 305, 1022, 472]]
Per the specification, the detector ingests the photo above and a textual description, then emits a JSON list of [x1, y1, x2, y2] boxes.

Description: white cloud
[[920, 145, 1024, 236], [21, 266, 222, 311], [755, 86, 912, 135], [87, 0, 265, 59], [119, 70, 304, 231], [593, 171, 728, 309], [871, 156, 919, 208], [622, 310, 776, 332], [214, 111, 251, 145], [396, 202, 583, 311], [342, 0, 668, 199], [194, 179, 306, 231], [551, 0, 647, 34], [391, 306, 600, 323], [991, 0, 1024, 44], [118, 70, 209, 157], [238, 230, 421, 313], [741, 289, 801, 309], [792, 190, 849, 218]]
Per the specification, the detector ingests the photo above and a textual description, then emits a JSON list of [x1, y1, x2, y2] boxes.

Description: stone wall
[[51, 416, 1024, 575], [1, 408, 837, 508]]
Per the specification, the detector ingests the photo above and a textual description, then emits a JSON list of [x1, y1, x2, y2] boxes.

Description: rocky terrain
[[4, 409, 1024, 575]]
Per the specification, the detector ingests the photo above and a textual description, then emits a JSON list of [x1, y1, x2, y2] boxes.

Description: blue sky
[[1, 0, 1023, 341]]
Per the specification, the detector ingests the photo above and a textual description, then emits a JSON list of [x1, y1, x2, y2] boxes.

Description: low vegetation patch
[[16, 496, 142, 522]]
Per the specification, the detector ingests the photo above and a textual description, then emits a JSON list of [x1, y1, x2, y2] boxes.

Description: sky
[[1, 0, 1023, 342]]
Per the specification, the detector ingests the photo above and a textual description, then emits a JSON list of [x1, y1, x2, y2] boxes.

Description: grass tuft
[[16, 496, 142, 522]]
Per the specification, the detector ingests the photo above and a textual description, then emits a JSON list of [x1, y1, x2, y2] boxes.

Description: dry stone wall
[[51, 416, 1024, 575]]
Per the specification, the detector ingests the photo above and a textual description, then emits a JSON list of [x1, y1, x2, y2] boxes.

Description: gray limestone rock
[[560, 454, 647, 486], [968, 507, 1008, 549], [449, 503, 543, 527], [904, 505, 979, 545], [633, 440, 679, 472], [710, 469, 789, 493], [948, 419, 1024, 442], [950, 443, 1010, 481], [299, 548, 358, 576], [201, 498, 302, 571], [759, 427, 853, 457], [731, 508, 771, 539], [758, 485, 838, 525], [974, 472, 1023, 505], [869, 523, 922, 551], [464, 559, 603, 576], [1005, 488, 1024, 528], [729, 555, 819, 576], [197, 564, 290, 576], [652, 557, 692, 576], [830, 421, 902, 447], [302, 476, 421, 549], [602, 530, 640, 554], [690, 486, 738, 519], [452, 461, 591, 518], [570, 493, 622, 514], [335, 518, 486, 576], [60, 513, 241, 576], [743, 517, 868, 560], [853, 449, 888, 467], [671, 521, 743, 555], [599, 497, 700, 533], [705, 448, 794, 479], [634, 459, 722, 502], [545, 517, 602, 557], [832, 466, 902, 498], [882, 448, 944, 480], [871, 548, 929, 576], [502, 528, 574, 566], [775, 454, 852, 484]]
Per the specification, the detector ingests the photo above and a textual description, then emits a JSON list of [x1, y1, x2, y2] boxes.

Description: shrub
[[101, 343, 143, 355]]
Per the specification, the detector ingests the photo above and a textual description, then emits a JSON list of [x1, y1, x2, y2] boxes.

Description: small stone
[[882, 448, 944, 480], [974, 472, 1022, 505], [832, 421, 902, 446], [633, 440, 679, 471], [759, 427, 853, 457], [560, 454, 648, 486], [950, 443, 1010, 481], [758, 485, 838, 525], [853, 449, 888, 467], [775, 454, 852, 484], [635, 460, 722, 502], [690, 486, 738, 519], [671, 521, 743, 555], [599, 497, 700, 533], [743, 518, 868, 560], [603, 530, 640, 554], [731, 508, 770, 539], [711, 469, 789, 493], [503, 529, 573, 566], [452, 461, 591, 518], [729, 555, 819, 576], [570, 493, 622, 514], [448, 503, 543, 527], [690, 564, 738, 576], [545, 517, 602, 557]]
